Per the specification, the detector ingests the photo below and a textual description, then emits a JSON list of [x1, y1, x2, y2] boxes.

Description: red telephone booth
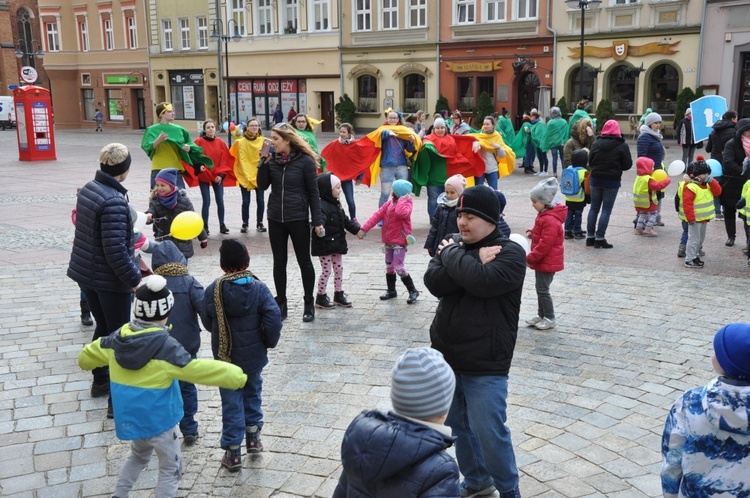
[[13, 85, 56, 161]]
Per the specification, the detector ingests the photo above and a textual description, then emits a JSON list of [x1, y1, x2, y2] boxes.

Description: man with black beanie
[[424, 186, 527, 498]]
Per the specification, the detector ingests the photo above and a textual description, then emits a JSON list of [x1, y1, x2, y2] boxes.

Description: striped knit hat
[[390, 348, 456, 420]]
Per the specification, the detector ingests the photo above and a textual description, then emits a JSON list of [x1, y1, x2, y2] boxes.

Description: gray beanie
[[645, 112, 662, 127], [530, 177, 559, 205], [390, 348, 456, 420]]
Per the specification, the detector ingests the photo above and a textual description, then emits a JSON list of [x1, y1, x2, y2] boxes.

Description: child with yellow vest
[[734, 158, 750, 266], [563, 149, 590, 239], [633, 157, 671, 237], [678, 157, 722, 268]]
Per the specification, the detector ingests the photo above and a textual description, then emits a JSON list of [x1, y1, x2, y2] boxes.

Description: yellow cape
[[364, 125, 423, 187], [471, 131, 516, 178]]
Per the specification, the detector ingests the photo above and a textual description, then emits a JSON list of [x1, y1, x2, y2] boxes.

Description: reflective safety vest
[[741, 180, 750, 226], [678, 181, 715, 222], [564, 168, 587, 203], [632, 175, 658, 209]]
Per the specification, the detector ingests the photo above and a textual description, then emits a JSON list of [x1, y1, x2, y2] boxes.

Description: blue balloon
[[222, 122, 229, 132], [706, 158, 722, 177]]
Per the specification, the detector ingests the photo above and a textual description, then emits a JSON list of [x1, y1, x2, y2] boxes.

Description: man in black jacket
[[424, 186, 526, 498], [69, 143, 141, 401]]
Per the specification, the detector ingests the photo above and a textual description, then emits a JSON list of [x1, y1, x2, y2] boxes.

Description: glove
[[200, 240, 208, 249]]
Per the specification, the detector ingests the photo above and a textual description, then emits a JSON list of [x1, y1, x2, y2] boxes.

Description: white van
[[0, 96, 16, 130]]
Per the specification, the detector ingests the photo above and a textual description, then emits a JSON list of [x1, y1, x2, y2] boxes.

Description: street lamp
[[210, 19, 242, 145], [15, 39, 44, 67], [566, 0, 600, 105]]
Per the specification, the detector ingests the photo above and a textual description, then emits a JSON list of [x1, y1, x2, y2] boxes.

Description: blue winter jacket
[[68, 170, 141, 293], [333, 410, 460, 497], [202, 274, 282, 374], [636, 129, 665, 169], [152, 241, 205, 355]]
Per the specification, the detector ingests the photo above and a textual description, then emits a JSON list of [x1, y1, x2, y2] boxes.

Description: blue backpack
[[560, 166, 584, 196]]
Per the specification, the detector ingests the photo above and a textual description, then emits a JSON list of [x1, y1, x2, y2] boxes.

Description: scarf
[[243, 130, 261, 141], [157, 186, 179, 210], [438, 192, 458, 207], [154, 262, 189, 277], [640, 125, 663, 141], [742, 135, 750, 158], [214, 270, 258, 362], [202, 135, 215, 142]]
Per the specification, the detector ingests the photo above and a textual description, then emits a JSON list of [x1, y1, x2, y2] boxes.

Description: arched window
[[402, 73, 425, 113], [356, 74, 378, 113], [649, 63, 679, 115], [567, 66, 595, 113], [17, 7, 35, 68], [608, 65, 635, 115]]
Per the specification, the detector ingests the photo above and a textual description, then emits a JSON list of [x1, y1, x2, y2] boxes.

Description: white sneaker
[[525, 316, 542, 326], [535, 317, 556, 330]]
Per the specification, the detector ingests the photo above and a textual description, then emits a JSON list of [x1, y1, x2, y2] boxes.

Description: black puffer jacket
[[589, 135, 633, 182], [706, 119, 736, 164], [424, 202, 458, 255], [311, 173, 360, 257], [146, 190, 207, 260], [257, 150, 323, 226], [425, 229, 526, 376], [68, 170, 140, 293], [721, 118, 750, 202]]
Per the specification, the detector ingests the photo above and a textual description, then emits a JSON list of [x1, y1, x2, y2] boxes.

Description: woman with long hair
[[230, 117, 268, 233], [194, 119, 235, 235], [292, 113, 326, 172]]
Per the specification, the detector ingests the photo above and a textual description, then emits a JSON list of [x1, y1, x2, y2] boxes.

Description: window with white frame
[[231, 0, 247, 35], [486, 0, 506, 21], [382, 0, 398, 29], [258, 0, 273, 35], [45, 21, 60, 51], [162, 19, 173, 51], [312, 0, 330, 31], [179, 18, 190, 49], [197, 16, 208, 48], [103, 18, 114, 50], [408, 0, 426, 28], [283, 0, 298, 33], [615, 0, 638, 4], [127, 16, 138, 49], [455, 0, 475, 23], [516, 0, 537, 19], [79, 20, 89, 52], [355, 0, 372, 31]]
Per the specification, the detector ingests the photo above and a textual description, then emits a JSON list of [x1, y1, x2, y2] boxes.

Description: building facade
[[37, 0, 151, 130], [0, 1, 50, 97]]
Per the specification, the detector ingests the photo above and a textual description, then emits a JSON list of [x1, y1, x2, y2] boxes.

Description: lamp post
[[210, 19, 242, 145], [566, 0, 600, 104], [15, 39, 44, 84]]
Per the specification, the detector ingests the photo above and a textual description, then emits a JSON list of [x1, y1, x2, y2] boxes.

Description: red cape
[[320, 139, 380, 182]]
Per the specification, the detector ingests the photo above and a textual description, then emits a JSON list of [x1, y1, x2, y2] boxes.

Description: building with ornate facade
[[0, 1, 49, 96]]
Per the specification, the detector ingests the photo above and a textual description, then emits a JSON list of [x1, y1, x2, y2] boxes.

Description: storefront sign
[[445, 61, 502, 73], [105, 75, 138, 84], [568, 40, 681, 60]]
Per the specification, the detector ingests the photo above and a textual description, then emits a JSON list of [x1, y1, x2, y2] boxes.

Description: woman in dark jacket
[[586, 120, 633, 248], [637, 112, 666, 225], [563, 118, 595, 167], [257, 122, 324, 322], [721, 118, 750, 247], [706, 110, 737, 220]]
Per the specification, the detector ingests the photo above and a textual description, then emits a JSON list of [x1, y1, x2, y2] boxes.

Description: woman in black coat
[[257, 123, 324, 322], [721, 118, 750, 247]]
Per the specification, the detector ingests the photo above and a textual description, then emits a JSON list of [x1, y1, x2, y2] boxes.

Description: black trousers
[[267, 219, 315, 300]]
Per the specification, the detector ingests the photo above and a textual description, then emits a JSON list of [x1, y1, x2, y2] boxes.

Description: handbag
[[583, 170, 591, 196]]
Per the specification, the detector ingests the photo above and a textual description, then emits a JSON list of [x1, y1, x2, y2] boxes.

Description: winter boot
[[333, 291, 352, 307], [564, 231, 574, 239], [315, 293, 335, 309], [302, 296, 315, 322], [677, 244, 686, 258], [380, 273, 398, 300], [401, 275, 420, 304], [80, 300, 94, 326], [274, 296, 287, 320]]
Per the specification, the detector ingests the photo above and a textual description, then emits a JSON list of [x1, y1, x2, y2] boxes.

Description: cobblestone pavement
[[0, 127, 747, 497]]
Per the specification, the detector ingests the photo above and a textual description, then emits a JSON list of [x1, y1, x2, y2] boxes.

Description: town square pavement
[[0, 125, 747, 497]]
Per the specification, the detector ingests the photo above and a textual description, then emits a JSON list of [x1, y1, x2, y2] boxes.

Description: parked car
[[0, 96, 16, 130]]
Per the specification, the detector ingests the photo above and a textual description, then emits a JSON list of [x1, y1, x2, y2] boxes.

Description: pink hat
[[601, 120, 621, 137], [445, 174, 467, 196]]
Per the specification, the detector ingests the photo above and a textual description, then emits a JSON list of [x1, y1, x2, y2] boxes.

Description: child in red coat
[[633, 157, 671, 236], [525, 177, 567, 330]]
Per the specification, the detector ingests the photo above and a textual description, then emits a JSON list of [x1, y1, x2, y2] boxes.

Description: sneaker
[[240, 224, 249, 234], [221, 446, 242, 472], [183, 433, 198, 446], [716, 213, 724, 220], [695, 257, 705, 266], [574, 232, 585, 240], [643, 227, 658, 237], [91, 381, 110, 398], [654, 218, 665, 227], [634, 228, 644, 235], [525, 316, 542, 326], [685, 258, 704, 269], [460, 484, 497, 498], [256, 223, 267, 233], [246, 425, 263, 454], [535, 317, 556, 330], [726, 237, 735, 247], [220, 224, 230, 234], [524, 169, 536, 175]]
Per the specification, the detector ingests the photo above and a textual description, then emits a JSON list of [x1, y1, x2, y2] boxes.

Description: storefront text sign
[[568, 41, 680, 60], [445, 61, 502, 72]]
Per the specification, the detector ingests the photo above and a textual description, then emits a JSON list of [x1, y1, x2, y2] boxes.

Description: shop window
[[567, 66, 596, 112], [355, 0, 372, 31], [457, 76, 494, 111], [608, 65, 635, 114], [408, 0, 426, 27], [170, 72, 206, 120], [107, 89, 124, 121], [649, 63, 679, 115], [357, 74, 378, 113], [455, 0, 475, 24], [382, 0, 398, 29], [402, 74, 425, 113], [83, 89, 95, 120]]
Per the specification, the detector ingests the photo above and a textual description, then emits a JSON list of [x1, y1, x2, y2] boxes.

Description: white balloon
[[508, 233, 530, 255], [135, 211, 148, 231], [667, 160, 685, 176]]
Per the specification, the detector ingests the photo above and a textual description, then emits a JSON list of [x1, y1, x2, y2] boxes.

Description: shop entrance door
[[321, 92, 335, 132], [136, 90, 146, 129]]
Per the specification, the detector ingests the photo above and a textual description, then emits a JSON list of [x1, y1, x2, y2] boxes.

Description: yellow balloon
[[652, 169, 668, 182], [171, 211, 203, 240]]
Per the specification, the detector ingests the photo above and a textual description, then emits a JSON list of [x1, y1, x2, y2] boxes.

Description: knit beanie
[[685, 108, 692, 116], [601, 120, 621, 137], [155, 168, 179, 189], [220, 238, 250, 273], [645, 112, 663, 127], [571, 149, 588, 167], [444, 174, 467, 196], [330, 174, 341, 189], [433, 117, 446, 128], [713, 323, 750, 380], [457, 186, 500, 225], [133, 275, 174, 322], [392, 179, 413, 198], [390, 348, 456, 420], [530, 177, 559, 205]]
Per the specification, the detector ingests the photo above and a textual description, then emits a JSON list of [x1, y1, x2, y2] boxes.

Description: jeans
[[340, 180, 357, 220], [151, 169, 185, 190], [446, 374, 519, 493], [535, 271, 556, 320], [587, 185, 619, 240], [220, 368, 264, 448], [680, 220, 689, 245], [714, 195, 723, 216], [475, 172, 499, 190], [268, 219, 316, 300], [550, 145, 564, 174], [536, 148, 549, 173], [427, 185, 445, 219], [199, 180, 225, 228], [79, 286, 132, 383], [241, 186, 265, 227], [564, 207, 584, 234], [379, 165, 409, 206], [179, 354, 198, 436], [523, 141, 535, 170], [114, 427, 181, 498]]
